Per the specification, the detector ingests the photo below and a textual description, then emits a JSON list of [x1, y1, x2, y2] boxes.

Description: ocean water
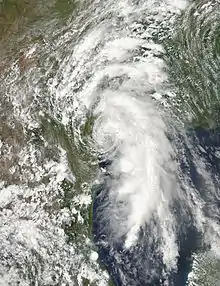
[[0, 0, 220, 285]]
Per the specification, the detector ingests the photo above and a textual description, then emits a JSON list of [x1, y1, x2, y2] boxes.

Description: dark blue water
[[92, 127, 220, 286]]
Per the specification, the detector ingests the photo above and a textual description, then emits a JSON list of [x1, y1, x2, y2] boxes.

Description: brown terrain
[[0, 0, 75, 187]]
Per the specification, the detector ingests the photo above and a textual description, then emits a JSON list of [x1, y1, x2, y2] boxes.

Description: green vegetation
[[0, 0, 77, 66], [164, 2, 220, 129], [40, 115, 98, 242], [0, 0, 76, 36], [54, 0, 76, 19], [1, 1, 114, 285], [41, 116, 98, 191], [188, 252, 220, 286]]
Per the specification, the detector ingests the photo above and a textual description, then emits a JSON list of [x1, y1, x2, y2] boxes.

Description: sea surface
[[0, 0, 220, 285]]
